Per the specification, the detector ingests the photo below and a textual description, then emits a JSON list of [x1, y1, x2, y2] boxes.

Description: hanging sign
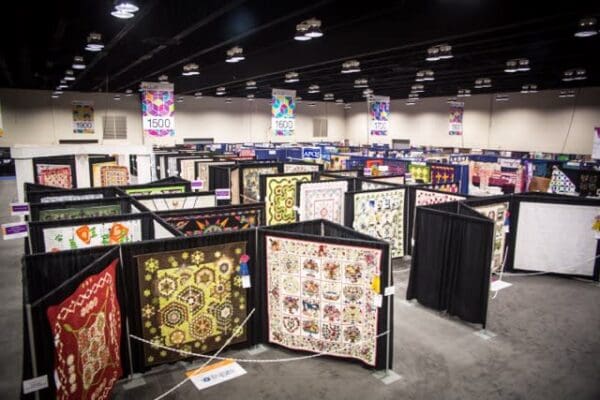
[[369, 95, 390, 136], [215, 188, 231, 200], [448, 101, 464, 136], [592, 127, 600, 159], [271, 88, 296, 136], [302, 147, 321, 160], [72, 101, 95, 134], [141, 81, 175, 137]]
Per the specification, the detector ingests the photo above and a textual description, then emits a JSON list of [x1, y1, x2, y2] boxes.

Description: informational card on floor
[[186, 359, 246, 391]]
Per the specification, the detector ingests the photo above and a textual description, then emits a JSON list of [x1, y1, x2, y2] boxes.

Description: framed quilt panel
[[473, 202, 509, 273], [124, 185, 187, 196], [373, 176, 405, 185], [163, 207, 262, 236], [264, 174, 312, 225], [39, 204, 122, 221], [37, 164, 73, 189], [414, 190, 465, 207], [136, 242, 248, 366], [408, 164, 431, 183], [43, 220, 142, 252], [353, 189, 405, 258], [138, 195, 216, 211], [265, 236, 382, 366], [298, 181, 347, 224], [40, 194, 104, 203], [242, 166, 278, 203], [361, 181, 392, 191], [100, 165, 129, 186], [284, 164, 320, 173], [46, 259, 122, 400], [92, 162, 118, 187], [430, 165, 456, 185]]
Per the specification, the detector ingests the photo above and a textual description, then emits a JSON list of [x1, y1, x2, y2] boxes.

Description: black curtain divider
[[118, 179, 192, 194], [406, 206, 494, 327], [28, 213, 155, 253], [21, 247, 127, 400], [88, 155, 117, 186], [256, 221, 392, 370], [147, 176, 191, 185], [176, 156, 212, 178], [210, 165, 234, 205], [504, 194, 600, 280], [24, 183, 65, 200], [26, 187, 121, 204], [32, 155, 77, 188], [119, 230, 260, 373], [29, 197, 133, 222]]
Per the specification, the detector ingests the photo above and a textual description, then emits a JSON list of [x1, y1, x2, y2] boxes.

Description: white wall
[[0, 88, 345, 147], [346, 87, 600, 155]]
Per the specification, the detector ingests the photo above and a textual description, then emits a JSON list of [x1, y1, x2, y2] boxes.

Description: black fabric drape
[[407, 206, 493, 327], [26, 187, 121, 204]]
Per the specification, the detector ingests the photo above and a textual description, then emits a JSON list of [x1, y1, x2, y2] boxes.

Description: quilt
[[408, 164, 431, 183], [549, 168, 576, 194], [265, 236, 382, 366], [353, 189, 405, 258], [473, 202, 509, 273], [242, 166, 279, 203], [283, 164, 320, 173], [361, 181, 392, 191], [372, 176, 405, 185], [265, 174, 312, 225], [430, 165, 456, 185], [298, 181, 348, 224], [39, 204, 122, 221], [40, 194, 104, 204], [427, 183, 460, 193], [124, 185, 187, 196], [43, 220, 142, 252], [136, 242, 248, 366], [46, 259, 122, 400], [414, 190, 465, 207], [100, 165, 129, 186], [92, 162, 117, 187], [137, 195, 216, 211], [321, 170, 359, 180], [163, 207, 262, 236], [37, 164, 73, 189]]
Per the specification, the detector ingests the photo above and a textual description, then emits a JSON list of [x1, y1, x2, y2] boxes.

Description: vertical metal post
[[385, 243, 392, 375], [25, 304, 41, 400], [119, 246, 135, 378]]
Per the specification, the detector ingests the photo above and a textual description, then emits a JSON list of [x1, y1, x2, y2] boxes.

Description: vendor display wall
[[261, 173, 313, 225], [298, 180, 348, 224]]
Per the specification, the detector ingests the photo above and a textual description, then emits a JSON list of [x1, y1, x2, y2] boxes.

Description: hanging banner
[[271, 88, 296, 136], [141, 81, 175, 137], [369, 95, 390, 136], [592, 127, 600, 159], [72, 101, 95, 134], [448, 101, 464, 136]]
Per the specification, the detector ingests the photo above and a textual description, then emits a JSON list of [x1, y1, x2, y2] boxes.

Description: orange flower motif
[[109, 223, 129, 244], [76, 225, 91, 244]]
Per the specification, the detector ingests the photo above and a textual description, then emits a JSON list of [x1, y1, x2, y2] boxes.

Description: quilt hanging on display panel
[[39, 204, 122, 221], [473, 202, 509, 273], [163, 207, 262, 236], [137, 195, 216, 211], [353, 189, 405, 258], [100, 165, 130, 186], [242, 166, 279, 203], [298, 180, 348, 224], [136, 242, 248, 366], [46, 259, 122, 400], [414, 189, 465, 206], [283, 164, 320, 173], [265, 174, 312, 225], [408, 164, 431, 183], [37, 164, 73, 189], [265, 235, 382, 366], [430, 165, 456, 185], [43, 220, 142, 252]]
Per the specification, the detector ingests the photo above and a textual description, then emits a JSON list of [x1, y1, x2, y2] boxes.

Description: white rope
[[152, 308, 255, 400], [130, 330, 390, 364]]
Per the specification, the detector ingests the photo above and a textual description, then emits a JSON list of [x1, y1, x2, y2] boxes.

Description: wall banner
[[271, 88, 296, 136], [592, 127, 600, 159], [72, 101, 95, 134], [141, 81, 175, 137], [369, 95, 390, 136], [448, 101, 464, 136]]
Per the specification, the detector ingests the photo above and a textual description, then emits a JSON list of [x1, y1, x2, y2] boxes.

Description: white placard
[[22, 375, 48, 394], [271, 118, 296, 132], [593, 127, 600, 160], [2, 222, 28, 239], [384, 286, 395, 296], [143, 116, 175, 131], [187, 360, 246, 391], [10, 202, 30, 216], [369, 119, 389, 132]]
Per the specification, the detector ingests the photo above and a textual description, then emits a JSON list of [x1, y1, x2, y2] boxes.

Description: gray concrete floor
[[1, 179, 599, 399]]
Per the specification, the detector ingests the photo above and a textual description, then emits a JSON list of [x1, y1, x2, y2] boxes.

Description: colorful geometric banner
[[72, 101, 95, 134], [448, 101, 464, 136], [271, 88, 296, 136], [141, 81, 175, 137], [369, 95, 390, 136]]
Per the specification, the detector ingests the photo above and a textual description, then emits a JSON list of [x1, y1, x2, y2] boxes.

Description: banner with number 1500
[[272, 88, 296, 136], [141, 81, 175, 137]]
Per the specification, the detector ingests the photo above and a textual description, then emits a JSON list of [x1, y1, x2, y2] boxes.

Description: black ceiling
[[1, 0, 599, 102]]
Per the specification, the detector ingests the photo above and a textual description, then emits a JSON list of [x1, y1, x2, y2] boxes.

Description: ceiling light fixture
[[439, 44, 453, 59], [335, 99, 344, 105], [294, 23, 311, 41], [308, 84, 320, 93], [406, 100, 417, 106], [176, 96, 184, 103], [559, 89, 576, 98], [225, 46, 245, 63], [323, 93, 334, 101], [574, 17, 598, 37], [563, 68, 587, 81], [53, 89, 64, 95], [517, 58, 530, 72], [415, 69, 434, 82], [246, 80, 257, 90], [457, 89, 471, 97], [51, 93, 60, 99], [305, 18, 323, 38], [216, 87, 226, 96], [362, 88, 373, 98], [411, 84, 425, 93], [85, 32, 104, 52], [474, 78, 492, 89], [344, 103, 351, 110], [114, 95, 121, 101], [504, 59, 518, 73], [574, 68, 587, 80], [426, 44, 453, 61], [125, 89, 133, 96], [284, 71, 299, 83], [63, 69, 76, 81], [111, 9, 134, 18], [296, 96, 302, 103], [247, 94, 255, 101], [158, 74, 169, 82], [495, 94, 510, 102], [341, 60, 361, 74], [354, 78, 368, 88], [194, 92, 203, 99], [111, 1, 138, 18], [308, 102, 316, 107], [57, 80, 68, 89], [446, 97, 457, 104], [182, 63, 200, 76], [72, 56, 85, 70], [225, 98, 232, 104]]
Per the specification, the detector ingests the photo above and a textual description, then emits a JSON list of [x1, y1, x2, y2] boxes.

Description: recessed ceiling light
[[247, 94, 255, 101], [517, 58, 530, 72], [114, 95, 121, 101], [158, 74, 169, 82], [344, 103, 351, 110], [57, 80, 68, 89], [308, 84, 320, 93], [111, 9, 134, 19], [574, 17, 598, 37], [176, 96, 184, 103], [285, 72, 299, 83], [335, 99, 344, 104], [504, 59, 518, 73], [495, 94, 510, 102], [125, 89, 133, 96], [216, 87, 226, 96], [182, 63, 200, 76], [225, 98, 232, 104], [51, 93, 60, 99], [194, 92, 203, 99], [246, 80, 257, 90], [53, 89, 64, 95], [341, 60, 361, 74], [411, 84, 424, 93], [226, 46, 245, 63], [308, 102, 316, 107], [354, 78, 368, 88]]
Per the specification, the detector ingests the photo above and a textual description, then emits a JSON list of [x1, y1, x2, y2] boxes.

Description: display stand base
[[400, 299, 415, 307], [372, 369, 402, 385], [122, 373, 147, 390], [474, 329, 497, 340], [247, 344, 269, 355]]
